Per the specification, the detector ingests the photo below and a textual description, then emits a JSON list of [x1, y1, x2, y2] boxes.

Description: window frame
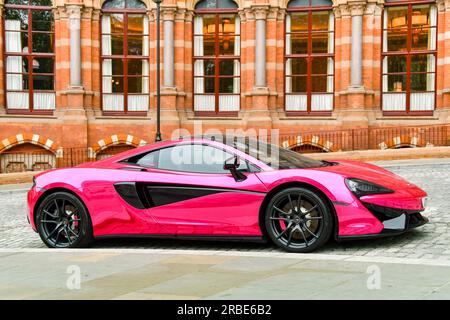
[[100, 1, 149, 116], [381, 0, 437, 116], [284, 0, 335, 116], [3, 1, 55, 115], [193, 2, 241, 117]]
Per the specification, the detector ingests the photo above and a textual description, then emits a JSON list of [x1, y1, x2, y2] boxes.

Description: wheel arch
[[33, 187, 91, 228], [258, 181, 339, 241]]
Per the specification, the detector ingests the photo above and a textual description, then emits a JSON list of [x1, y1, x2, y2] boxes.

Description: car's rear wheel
[[264, 187, 333, 253], [36, 192, 93, 248]]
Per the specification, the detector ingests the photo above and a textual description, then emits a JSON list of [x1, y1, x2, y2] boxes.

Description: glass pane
[[312, 11, 330, 31], [110, 14, 124, 33], [111, 34, 124, 55], [291, 76, 307, 93], [219, 15, 236, 34], [311, 0, 333, 6], [387, 29, 408, 52], [312, 57, 329, 75], [126, 0, 146, 9], [411, 5, 430, 28], [290, 13, 308, 33], [203, 35, 216, 56], [128, 59, 145, 75], [411, 73, 433, 91], [194, 59, 215, 76], [219, 36, 235, 55], [202, 15, 216, 35], [128, 35, 144, 55], [128, 15, 144, 34], [32, 58, 53, 74], [5, 10, 28, 31], [411, 54, 435, 73], [219, 60, 235, 76], [386, 6, 408, 29], [312, 32, 329, 53], [411, 27, 430, 50], [103, 59, 124, 75], [32, 33, 53, 53], [311, 76, 327, 92], [102, 0, 125, 9], [204, 78, 215, 93], [385, 55, 406, 73], [219, 77, 234, 93], [31, 0, 52, 5], [386, 74, 406, 92], [111, 76, 124, 92], [33, 75, 53, 90], [287, 0, 309, 8], [195, 0, 238, 10], [32, 10, 53, 32], [5, 31, 28, 53], [128, 77, 144, 93], [291, 58, 307, 75], [291, 33, 308, 54]]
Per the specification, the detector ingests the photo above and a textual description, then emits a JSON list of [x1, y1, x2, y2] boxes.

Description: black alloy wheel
[[265, 187, 333, 253], [36, 192, 93, 248]]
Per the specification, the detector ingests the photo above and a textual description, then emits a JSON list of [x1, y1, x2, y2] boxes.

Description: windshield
[[202, 136, 328, 170]]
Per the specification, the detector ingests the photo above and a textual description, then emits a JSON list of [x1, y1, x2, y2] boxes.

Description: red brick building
[[0, 0, 449, 172]]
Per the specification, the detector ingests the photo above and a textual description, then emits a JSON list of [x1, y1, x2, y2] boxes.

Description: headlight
[[345, 178, 394, 197]]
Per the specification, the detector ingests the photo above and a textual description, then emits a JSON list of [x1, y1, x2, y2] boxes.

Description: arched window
[[193, 0, 240, 115], [285, 0, 334, 115], [4, 0, 55, 114], [101, 0, 149, 115], [382, 1, 437, 115]]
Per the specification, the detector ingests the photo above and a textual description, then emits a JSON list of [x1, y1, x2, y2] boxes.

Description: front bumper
[[338, 202, 428, 241]]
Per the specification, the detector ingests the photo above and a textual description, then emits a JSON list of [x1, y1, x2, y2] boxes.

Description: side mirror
[[224, 155, 240, 171], [224, 156, 247, 182]]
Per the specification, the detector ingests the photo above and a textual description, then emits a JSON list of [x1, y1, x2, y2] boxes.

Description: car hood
[[314, 160, 418, 191]]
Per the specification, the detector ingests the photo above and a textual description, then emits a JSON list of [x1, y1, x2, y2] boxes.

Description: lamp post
[[153, 0, 162, 142]]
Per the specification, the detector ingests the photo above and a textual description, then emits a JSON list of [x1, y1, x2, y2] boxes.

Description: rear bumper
[[337, 202, 428, 241]]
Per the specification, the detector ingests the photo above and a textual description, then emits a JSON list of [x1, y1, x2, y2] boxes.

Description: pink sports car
[[27, 136, 428, 252]]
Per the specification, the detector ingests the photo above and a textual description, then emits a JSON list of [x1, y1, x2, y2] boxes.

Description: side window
[[125, 150, 159, 168], [157, 144, 248, 174]]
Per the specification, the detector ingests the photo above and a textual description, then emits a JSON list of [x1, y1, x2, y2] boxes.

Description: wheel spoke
[[270, 217, 290, 222], [41, 220, 58, 224], [303, 224, 319, 239], [67, 227, 78, 238], [305, 216, 323, 221], [43, 209, 58, 219], [276, 222, 293, 239], [54, 228, 63, 245], [297, 225, 309, 247], [304, 204, 318, 215], [287, 193, 294, 212], [45, 223, 62, 240], [53, 199, 61, 217], [286, 226, 295, 247], [273, 206, 291, 216], [64, 228, 73, 245], [297, 194, 303, 213]]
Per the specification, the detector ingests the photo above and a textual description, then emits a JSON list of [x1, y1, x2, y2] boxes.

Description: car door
[[133, 143, 268, 237]]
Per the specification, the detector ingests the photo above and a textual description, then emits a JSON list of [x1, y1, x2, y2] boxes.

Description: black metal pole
[[154, 1, 162, 142]]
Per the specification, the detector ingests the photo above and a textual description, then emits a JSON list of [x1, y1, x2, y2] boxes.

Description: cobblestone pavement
[[1, 161, 449, 260]]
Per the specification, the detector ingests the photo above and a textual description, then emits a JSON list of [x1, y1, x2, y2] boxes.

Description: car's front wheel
[[36, 192, 94, 248], [265, 187, 333, 253]]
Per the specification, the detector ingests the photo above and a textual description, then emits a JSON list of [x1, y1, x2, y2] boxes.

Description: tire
[[36, 191, 94, 248], [264, 187, 333, 253]]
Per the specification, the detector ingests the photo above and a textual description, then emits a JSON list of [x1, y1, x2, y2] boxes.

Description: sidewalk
[[1, 249, 450, 299]]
